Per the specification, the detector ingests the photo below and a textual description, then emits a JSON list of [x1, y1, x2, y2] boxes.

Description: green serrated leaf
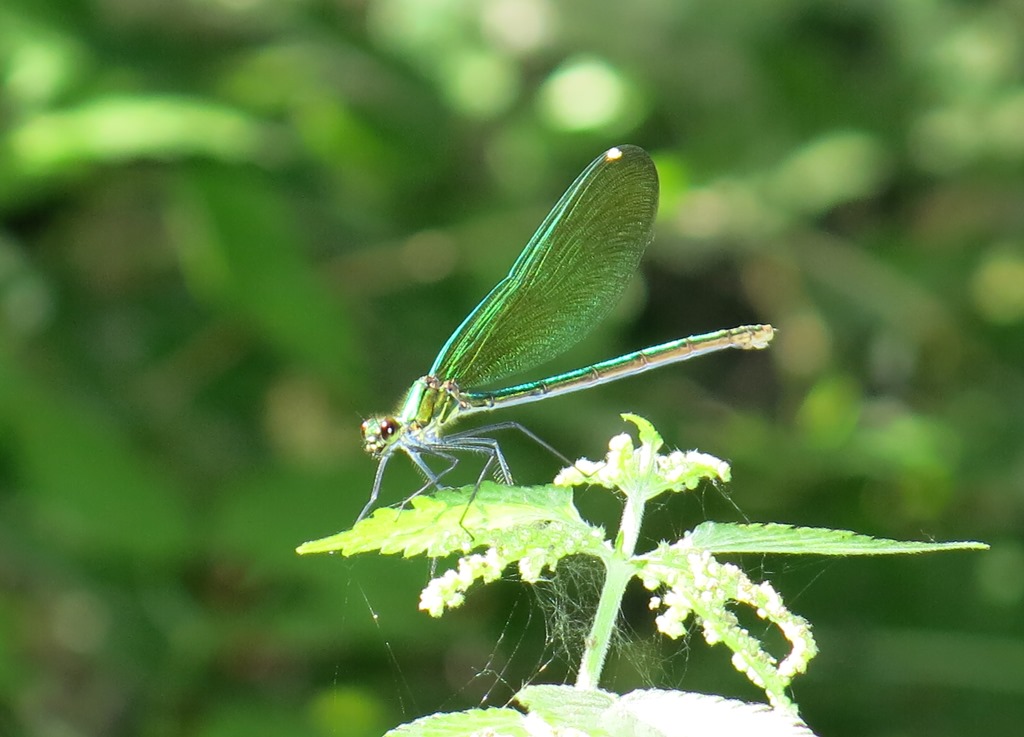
[[384, 707, 529, 737], [621, 412, 664, 452], [605, 690, 816, 737], [685, 522, 989, 556], [297, 482, 588, 557], [516, 685, 616, 733]]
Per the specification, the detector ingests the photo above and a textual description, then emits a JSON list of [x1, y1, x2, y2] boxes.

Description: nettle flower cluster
[[415, 415, 817, 712], [555, 415, 816, 710]]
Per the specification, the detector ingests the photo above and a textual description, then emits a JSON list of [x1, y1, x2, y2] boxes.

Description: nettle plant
[[299, 415, 986, 737]]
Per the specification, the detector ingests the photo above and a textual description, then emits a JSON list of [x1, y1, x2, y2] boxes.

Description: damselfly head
[[361, 415, 400, 456]]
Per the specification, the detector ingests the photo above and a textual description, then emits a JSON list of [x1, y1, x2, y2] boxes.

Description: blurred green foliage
[[1, 0, 1022, 735]]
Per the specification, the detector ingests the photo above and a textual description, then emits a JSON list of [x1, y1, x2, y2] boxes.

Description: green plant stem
[[575, 490, 645, 689]]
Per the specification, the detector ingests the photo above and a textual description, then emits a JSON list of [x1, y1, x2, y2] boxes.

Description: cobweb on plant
[[432, 553, 605, 709]]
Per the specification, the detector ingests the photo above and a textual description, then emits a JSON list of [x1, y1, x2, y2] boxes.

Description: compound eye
[[378, 417, 397, 439]]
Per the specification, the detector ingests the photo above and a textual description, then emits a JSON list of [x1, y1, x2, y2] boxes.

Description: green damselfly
[[360, 145, 773, 518]]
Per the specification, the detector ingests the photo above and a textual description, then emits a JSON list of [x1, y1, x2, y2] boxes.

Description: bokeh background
[[2, 0, 1023, 735]]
